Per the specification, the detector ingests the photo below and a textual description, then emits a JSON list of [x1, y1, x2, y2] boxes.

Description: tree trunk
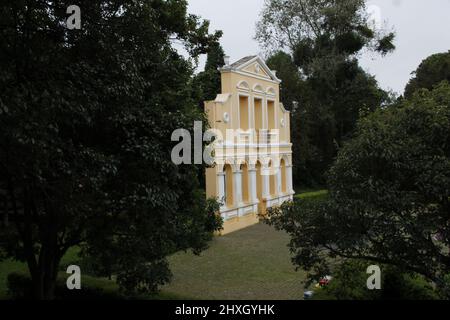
[[30, 253, 60, 300]]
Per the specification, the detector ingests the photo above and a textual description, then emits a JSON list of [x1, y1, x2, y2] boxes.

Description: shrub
[[7, 273, 124, 300], [312, 260, 441, 300]]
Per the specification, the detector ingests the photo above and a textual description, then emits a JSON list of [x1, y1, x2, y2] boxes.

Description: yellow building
[[205, 55, 295, 235]]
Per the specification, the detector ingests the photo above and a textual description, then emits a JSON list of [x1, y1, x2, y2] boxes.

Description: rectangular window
[[239, 96, 249, 131], [254, 98, 263, 130], [267, 100, 276, 130]]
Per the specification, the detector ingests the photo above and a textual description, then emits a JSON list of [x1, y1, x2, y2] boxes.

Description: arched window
[[281, 159, 287, 193], [267, 87, 276, 96], [237, 81, 250, 91], [224, 165, 234, 207], [241, 163, 250, 204], [253, 84, 264, 93]]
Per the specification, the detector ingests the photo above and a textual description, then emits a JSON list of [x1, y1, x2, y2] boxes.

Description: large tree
[[265, 52, 317, 185], [405, 50, 450, 99], [257, 0, 394, 186], [256, 0, 395, 56], [193, 41, 226, 106], [191, 41, 226, 188], [265, 82, 450, 296], [0, 0, 222, 299]]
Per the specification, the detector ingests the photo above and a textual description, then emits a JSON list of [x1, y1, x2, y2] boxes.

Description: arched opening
[[267, 87, 276, 96], [269, 161, 276, 196], [237, 81, 250, 91], [223, 164, 234, 208], [281, 159, 287, 193], [240, 163, 250, 204], [253, 84, 264, 93]]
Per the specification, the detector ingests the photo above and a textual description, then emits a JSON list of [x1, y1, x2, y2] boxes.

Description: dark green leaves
[[0, 0, 222, 298], [265, 82, 450, 296]]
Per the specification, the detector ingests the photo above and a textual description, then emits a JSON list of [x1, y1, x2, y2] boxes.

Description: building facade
[[205, 56, 295, 235]]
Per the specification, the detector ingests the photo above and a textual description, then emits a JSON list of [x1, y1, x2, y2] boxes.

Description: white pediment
[[242, 62, 271, 79], [224, 56, 281, 83]]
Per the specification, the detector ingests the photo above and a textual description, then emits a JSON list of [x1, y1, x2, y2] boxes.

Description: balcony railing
[[237, 130, 280, 145]]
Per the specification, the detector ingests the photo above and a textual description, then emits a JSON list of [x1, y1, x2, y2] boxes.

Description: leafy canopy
[[0, 0, 222, 299], [266, 82, 450, 296], [405, 50, 450, 98], [258, 0, 395, 186]]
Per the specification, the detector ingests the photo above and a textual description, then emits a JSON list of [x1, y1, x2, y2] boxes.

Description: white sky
[[187, 0, 450, 94]]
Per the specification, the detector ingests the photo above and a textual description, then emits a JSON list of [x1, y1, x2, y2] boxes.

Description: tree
[[313, 260, 440, 300], [265, 82, 450, 296], [193, 41, 226, 106], [405, 50, 450, 99], [258, 0, 393, 186], [191, 41, 225, 188], [0, 0, 222, 300], [256, 0, 395, 57], [265, 52, 317, 186]]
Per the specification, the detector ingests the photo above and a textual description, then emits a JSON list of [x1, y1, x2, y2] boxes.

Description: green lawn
[[1, 190, 326, 300], [164, 223, 306, 300], [0, 246, 123, 300], [295, 189, 328, 200], [0, 224, 304, 300], [0, 259, 27, 299]]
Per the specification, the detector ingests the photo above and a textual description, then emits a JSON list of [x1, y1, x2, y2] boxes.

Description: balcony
[[237, 130, 280, 145], [258, 130, 279, 145]]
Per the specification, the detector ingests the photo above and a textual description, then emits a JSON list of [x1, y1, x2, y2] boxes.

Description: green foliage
[[266, 52, 318, 186], [193, 41, 226, 104], [405, 50, 450, 98], [256, 0, 395, 57], [265, 82, 450, 297], [313, 260, 440, 300], [7, 272, 123, 300], [259, 0, 394, 187], [0, 0, 222, 299], [191, 41, 226, 188]]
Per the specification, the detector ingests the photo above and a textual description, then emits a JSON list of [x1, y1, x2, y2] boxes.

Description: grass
[[163, 223, 306, 300], [0, 246, 122, 300], [0, 224, 304, 300], [295, 189, 328, 201], [0, 259, 27, 299], [1, 190, 328, 300], [162, 189, 328, 300]]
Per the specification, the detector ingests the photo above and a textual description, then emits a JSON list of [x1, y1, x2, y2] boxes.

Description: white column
[[234, 170, 243, 207], [286, 165, 294, 194], [217, 172, 226, 209], [249, 169, 258, 203]]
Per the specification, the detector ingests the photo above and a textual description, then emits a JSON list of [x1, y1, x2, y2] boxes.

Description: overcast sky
[[187, 0, 450, 94]]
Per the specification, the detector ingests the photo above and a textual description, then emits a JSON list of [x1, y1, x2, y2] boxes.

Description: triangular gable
[[226, 56, 281, 83], [242, 62, 271, 78]]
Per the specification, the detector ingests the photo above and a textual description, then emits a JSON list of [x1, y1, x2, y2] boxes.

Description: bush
[[312, 260, 441, 300], [7, 273, 33, 300], [7, 273, 124, 300], [266, 83, 450, 296]]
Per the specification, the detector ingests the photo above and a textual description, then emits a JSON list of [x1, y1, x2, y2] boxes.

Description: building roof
[[230, 55, 258, 68], [221, 55, 281, 83]]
